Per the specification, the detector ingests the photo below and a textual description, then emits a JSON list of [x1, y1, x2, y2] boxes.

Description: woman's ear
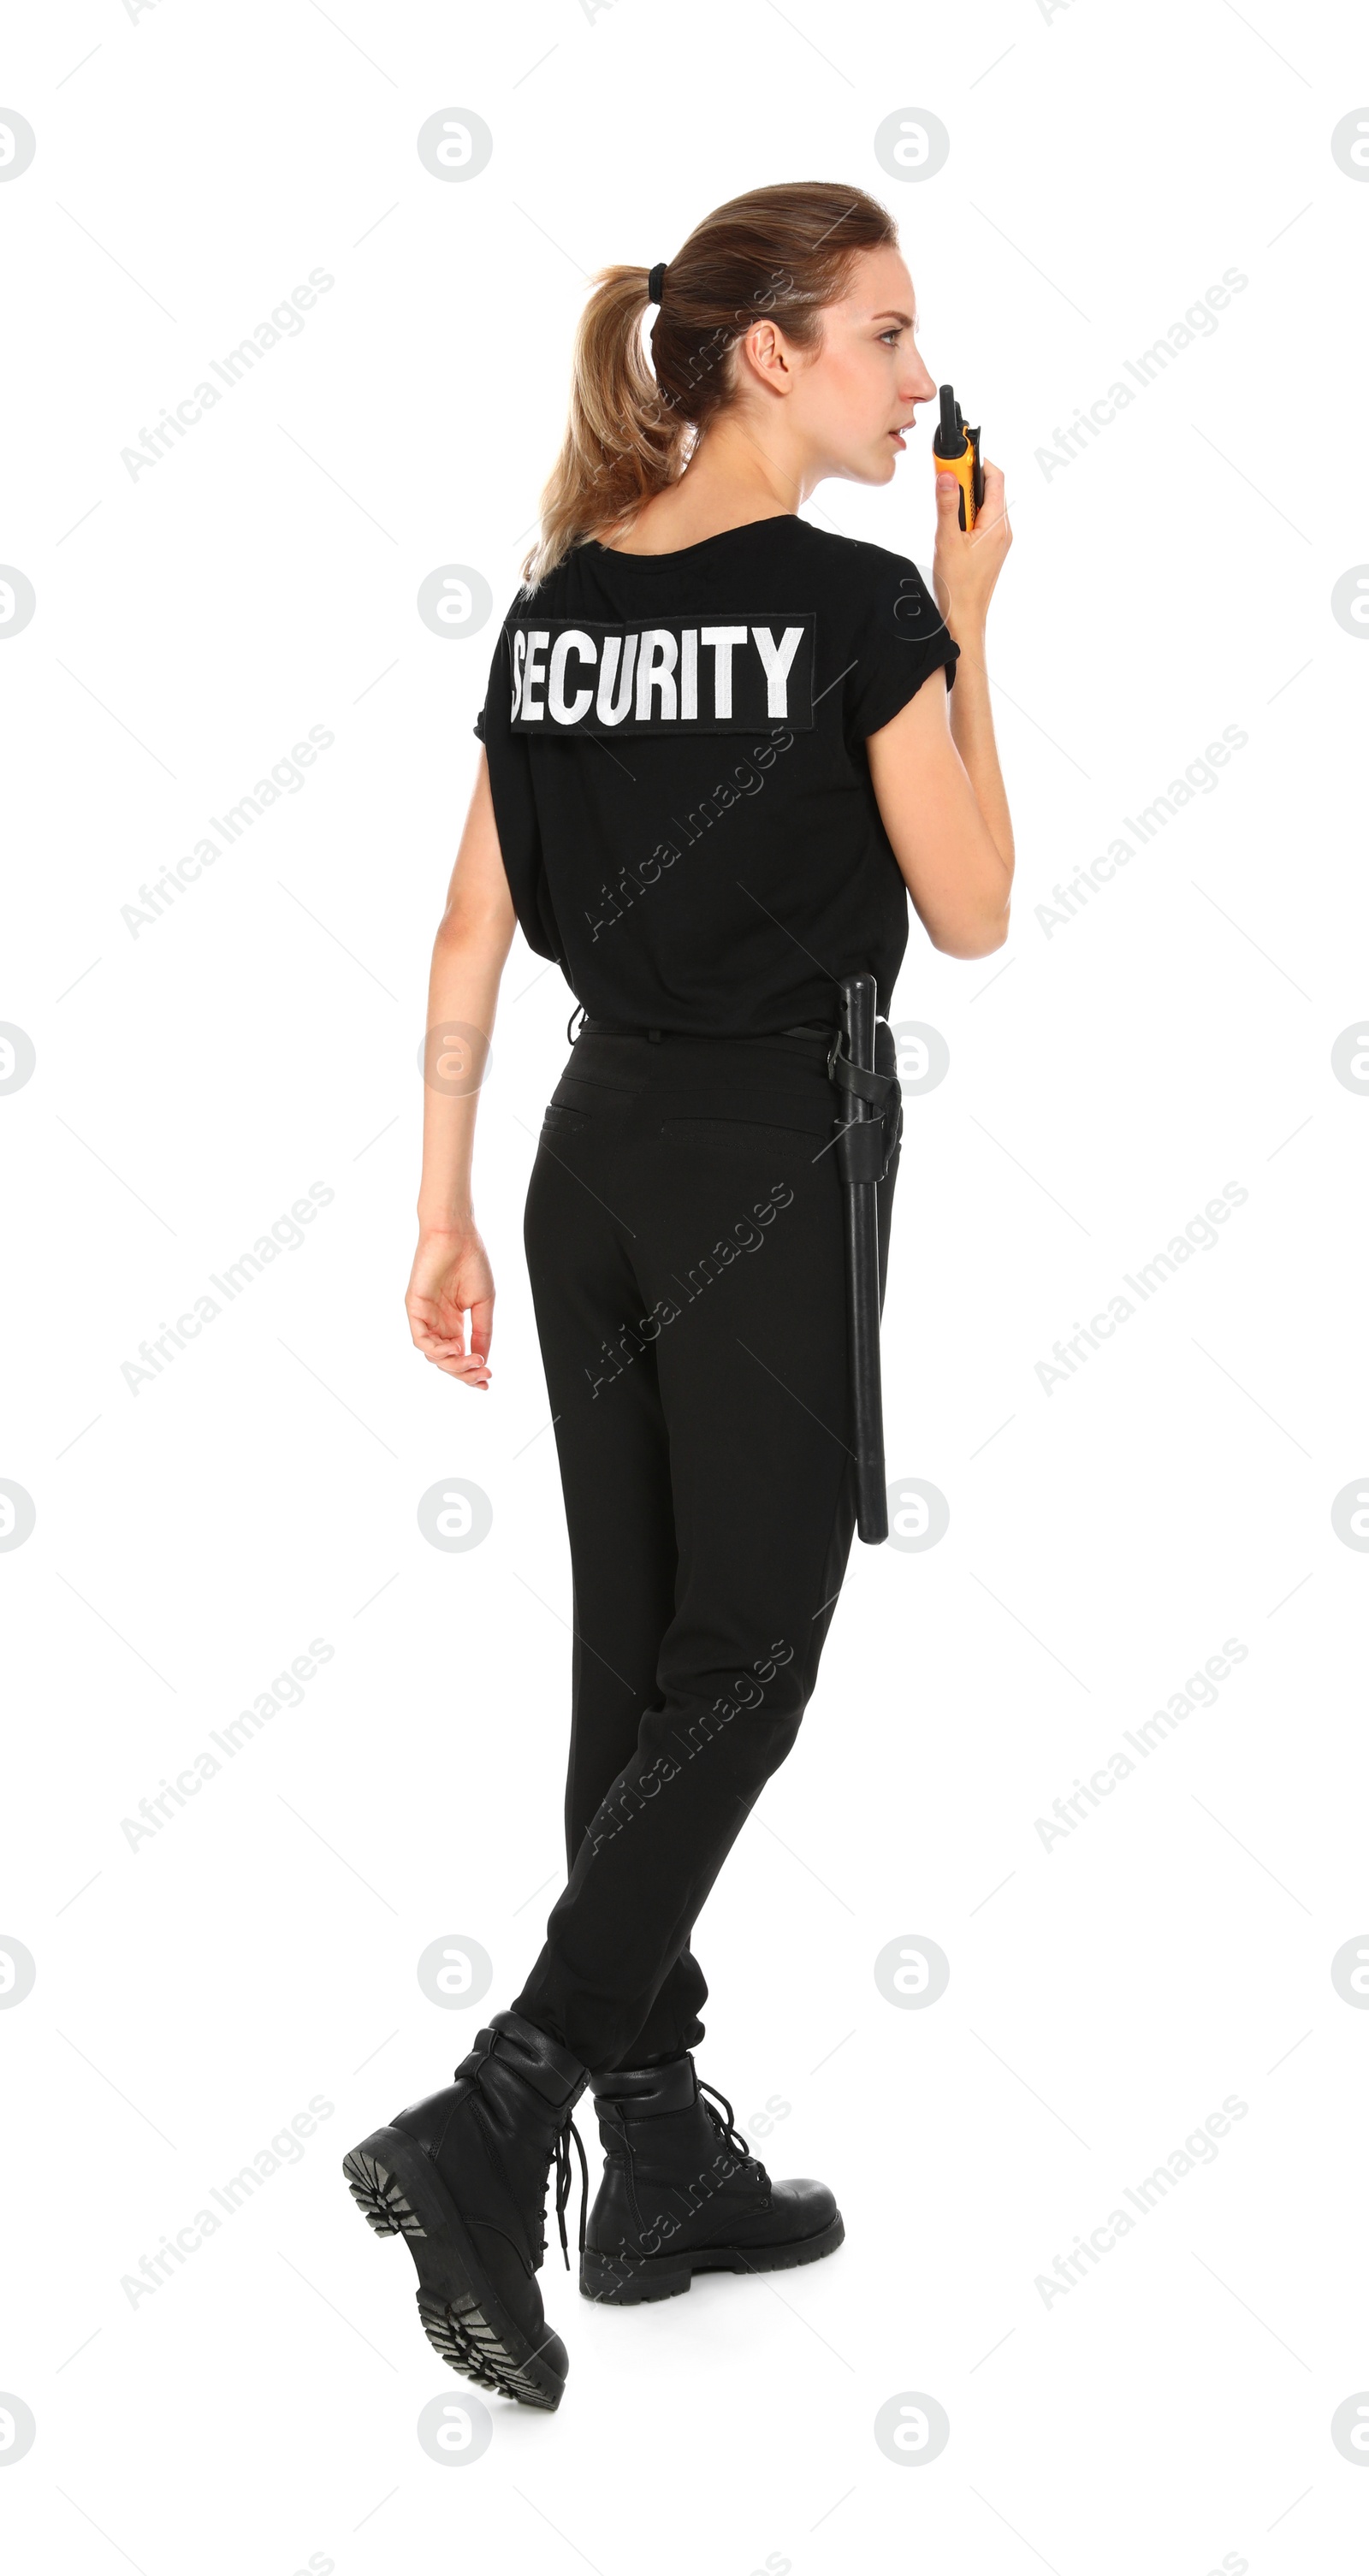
[[738, 317, 795, 399]]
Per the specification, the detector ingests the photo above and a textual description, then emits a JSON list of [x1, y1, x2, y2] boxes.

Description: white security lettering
[[520, 630, 550, 720], [506, 614, 821, 732], [596, 632, 640, 725], [548, 629, 597, 724], [751, 625, 804, 717], [679, 628, 698, 720], [700, 625, 749, 718], [636, 629, 679, 722]]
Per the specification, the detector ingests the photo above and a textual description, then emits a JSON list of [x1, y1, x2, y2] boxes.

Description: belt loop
[[566, 1002, 586, 1046], [647, 1027, 663, 1043]]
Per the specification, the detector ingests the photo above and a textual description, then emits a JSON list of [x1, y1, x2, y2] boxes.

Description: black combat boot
[[579, 2054, 843, 2305], [342, 2009, 590, 2410]]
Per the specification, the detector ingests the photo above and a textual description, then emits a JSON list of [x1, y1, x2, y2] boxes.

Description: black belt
[[571, 1009, 835, 1044]]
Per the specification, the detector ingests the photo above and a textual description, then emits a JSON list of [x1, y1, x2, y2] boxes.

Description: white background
[[3, 1, 1367, 2568]]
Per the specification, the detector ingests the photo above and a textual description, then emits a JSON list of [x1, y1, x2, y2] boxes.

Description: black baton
[[828, 974, 900, 1544]]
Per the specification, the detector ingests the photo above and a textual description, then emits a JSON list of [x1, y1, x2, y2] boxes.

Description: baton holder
[[828, 974, 899, 1544]]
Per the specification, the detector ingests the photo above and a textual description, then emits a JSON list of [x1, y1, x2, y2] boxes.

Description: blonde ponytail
[[521, 183, 897, 589], [522, 267, 687, 589]]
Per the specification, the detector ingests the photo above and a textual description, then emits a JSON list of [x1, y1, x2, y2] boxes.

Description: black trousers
[[511, 1027, 899, 2076]]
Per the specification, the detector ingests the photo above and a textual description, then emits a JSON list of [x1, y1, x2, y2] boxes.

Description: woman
[[343, 181, 1013, 2412]]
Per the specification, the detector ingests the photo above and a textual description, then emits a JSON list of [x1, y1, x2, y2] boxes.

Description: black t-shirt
[[474, 514, 958, 1034]]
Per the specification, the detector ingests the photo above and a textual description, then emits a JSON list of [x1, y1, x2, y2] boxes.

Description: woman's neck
[[602, 417, 811, 555]]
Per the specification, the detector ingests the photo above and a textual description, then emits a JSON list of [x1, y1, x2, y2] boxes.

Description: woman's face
[[746, 243, 938, 488]]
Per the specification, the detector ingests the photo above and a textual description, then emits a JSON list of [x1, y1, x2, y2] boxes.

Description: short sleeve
[[473, 613, 513, 742], [474, 604, 568, 973], [844, 553, 958, 742]]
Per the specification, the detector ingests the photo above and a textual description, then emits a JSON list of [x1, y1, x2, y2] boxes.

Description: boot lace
[[543, 2113, 590, 2270], [697, 2080, 769, 2188]]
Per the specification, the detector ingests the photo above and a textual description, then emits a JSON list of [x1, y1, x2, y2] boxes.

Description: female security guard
[[343, 182, 1014, 2409]]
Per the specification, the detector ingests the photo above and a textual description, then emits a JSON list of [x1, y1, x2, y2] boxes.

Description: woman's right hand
[[406, 1223, 494, 1388], [932, 456, 1012, 637]]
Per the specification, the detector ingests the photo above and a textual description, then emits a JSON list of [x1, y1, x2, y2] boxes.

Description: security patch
[[505, 615, 816, 735]]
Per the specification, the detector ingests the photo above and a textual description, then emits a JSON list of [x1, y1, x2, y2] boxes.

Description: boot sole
[[342, 2125, 566, 2410], [580, 2212, 845, 2306]]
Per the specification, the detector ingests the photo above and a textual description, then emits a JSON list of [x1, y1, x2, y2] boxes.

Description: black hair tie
[[647, 262, 667, 306]]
